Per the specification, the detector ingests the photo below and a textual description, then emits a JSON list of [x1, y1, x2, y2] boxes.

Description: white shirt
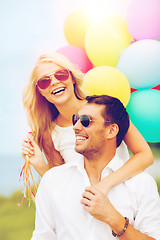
[[31, 154, 160, 240], [52, 125, 130, 163]]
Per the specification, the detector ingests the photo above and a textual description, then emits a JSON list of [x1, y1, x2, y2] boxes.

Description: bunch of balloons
[[59, 0, 160, 142]]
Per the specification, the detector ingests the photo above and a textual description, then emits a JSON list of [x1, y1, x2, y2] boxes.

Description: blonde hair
[[23, 53, 86, 161]]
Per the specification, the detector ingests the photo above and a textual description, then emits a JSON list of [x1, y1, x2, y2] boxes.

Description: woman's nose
[[50, 76, 60, 85]]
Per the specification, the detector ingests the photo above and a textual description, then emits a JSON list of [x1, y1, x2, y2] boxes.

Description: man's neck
[[84, 150, 116, 186]]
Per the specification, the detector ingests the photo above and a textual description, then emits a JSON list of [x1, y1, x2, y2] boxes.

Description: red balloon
[[131, 88, 138, 93], [152, 84, 160, 91]]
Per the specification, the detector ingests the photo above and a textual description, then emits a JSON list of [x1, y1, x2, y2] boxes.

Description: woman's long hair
[[23, 53, 86, 165]]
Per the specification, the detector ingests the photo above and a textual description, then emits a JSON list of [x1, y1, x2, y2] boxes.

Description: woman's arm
[[42, 130, 64, 169], [94, 121, 154, 194]]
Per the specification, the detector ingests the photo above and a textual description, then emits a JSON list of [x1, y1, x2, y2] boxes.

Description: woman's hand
[[93, 176, 113, 195], [22, 134, 49, 176]]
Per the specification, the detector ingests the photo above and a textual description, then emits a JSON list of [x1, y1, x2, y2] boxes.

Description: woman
[[22, 53, 153, 194]]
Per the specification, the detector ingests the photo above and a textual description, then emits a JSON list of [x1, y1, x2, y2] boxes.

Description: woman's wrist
[[33, 158, 49, 177]]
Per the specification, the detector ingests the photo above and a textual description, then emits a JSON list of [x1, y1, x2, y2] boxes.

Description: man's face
[[73, 103, 107, 159]]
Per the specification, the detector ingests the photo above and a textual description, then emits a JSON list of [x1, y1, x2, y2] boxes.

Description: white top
[[52, 125, 130, 163], [32, 154, 160, 240]]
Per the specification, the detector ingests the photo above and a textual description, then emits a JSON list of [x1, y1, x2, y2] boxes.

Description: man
[[31, 95, 160, 240]]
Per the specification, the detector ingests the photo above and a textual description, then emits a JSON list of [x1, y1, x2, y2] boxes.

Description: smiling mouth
[[76, 135, 88, 142], [52, 87, 66, 95]]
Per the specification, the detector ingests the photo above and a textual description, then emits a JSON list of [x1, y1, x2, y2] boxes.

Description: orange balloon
[[64, 9, 91, 49]]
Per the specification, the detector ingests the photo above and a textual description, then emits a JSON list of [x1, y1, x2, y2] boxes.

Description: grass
[[0, 191, 35, 240], [155, 178, 160, 195]]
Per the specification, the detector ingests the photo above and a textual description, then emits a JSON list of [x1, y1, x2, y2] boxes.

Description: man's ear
[[105, 123, 119, 140]]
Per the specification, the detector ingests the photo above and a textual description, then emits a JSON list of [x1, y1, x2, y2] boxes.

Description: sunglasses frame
[[36, 68, 70, 90], [72, 114, 112, 128]]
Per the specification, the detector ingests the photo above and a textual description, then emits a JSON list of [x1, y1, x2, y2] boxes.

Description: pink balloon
[[56, 45, 93, 73], [126, 0, 160, 40]]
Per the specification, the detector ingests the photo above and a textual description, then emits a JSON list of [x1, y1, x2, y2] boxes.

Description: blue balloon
[[117, 40, 160, 89], [126, 89, 160, 142]]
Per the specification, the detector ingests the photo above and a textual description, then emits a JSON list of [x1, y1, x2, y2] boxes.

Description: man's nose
[[73, 119, 83, 131]]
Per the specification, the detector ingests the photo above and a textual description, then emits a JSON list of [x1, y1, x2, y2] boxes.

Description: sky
[[0, 0, 131, 156]]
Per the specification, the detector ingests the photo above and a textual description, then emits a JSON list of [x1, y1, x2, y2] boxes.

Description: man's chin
[[75, 145, 85, 155]]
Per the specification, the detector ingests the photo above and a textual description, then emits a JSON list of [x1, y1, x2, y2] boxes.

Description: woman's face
[[36, 62, 76, 106]]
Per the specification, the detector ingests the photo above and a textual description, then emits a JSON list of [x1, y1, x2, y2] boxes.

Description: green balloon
[[126, 89, 160, 142]]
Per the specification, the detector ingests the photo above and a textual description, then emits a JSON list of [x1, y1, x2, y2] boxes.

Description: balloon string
[[18, 155, 37, 206]]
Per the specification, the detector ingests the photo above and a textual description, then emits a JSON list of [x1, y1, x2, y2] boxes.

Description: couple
[[31, 94, 160, 239], [22, 53, 159, 239]]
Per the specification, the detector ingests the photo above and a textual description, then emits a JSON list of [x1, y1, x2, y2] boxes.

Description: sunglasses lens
[[72, 114, 79, 125], [54, 69, 69, 81], [81, 115, 90, 127], [72, 114, 91, 127], [37, 76, 51, 89]]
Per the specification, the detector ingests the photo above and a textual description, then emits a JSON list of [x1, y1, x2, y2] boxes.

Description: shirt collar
[[65, 152, 124, 173], [104, 152, 124, 172]]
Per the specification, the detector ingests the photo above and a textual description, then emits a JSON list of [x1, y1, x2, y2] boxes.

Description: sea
[[0, 154, 160, 197], [0, 154, 40, 197]]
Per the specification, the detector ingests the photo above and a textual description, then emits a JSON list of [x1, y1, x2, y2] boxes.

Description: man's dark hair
[[86, 95, 130, 147]]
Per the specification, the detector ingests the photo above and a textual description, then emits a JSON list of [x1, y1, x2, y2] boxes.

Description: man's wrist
[[112, 217, 129, 237], [106, 212, 126, 235]]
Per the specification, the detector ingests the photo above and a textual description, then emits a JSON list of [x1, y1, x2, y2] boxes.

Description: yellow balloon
[[82, 66, 131, 106], [85, 15, 133, 67], [64, 9, 91, 49]]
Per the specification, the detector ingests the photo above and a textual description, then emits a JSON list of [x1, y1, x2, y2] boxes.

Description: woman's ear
[[105, 123, 119, 140]]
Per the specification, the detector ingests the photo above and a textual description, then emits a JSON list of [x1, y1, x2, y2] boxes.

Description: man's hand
[[81, 186, 118, 224]]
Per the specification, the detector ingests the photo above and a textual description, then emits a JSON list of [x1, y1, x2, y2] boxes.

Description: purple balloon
[[126, 0, 160, 40]]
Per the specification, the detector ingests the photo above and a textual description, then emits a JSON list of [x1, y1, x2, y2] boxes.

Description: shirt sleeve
[[132, 173, 160, 240], [31, 173, 57, 240]]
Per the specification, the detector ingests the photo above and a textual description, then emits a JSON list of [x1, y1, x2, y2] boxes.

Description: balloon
[[57, 45, 93, 73], [127, 89, 160, 142], [85, 15, 133, 67], [126, 0, 160, 40], [152, 84, 160, 91], [64, 9, 91, 49], [82, 66, 130, 106], [131, 88, 137, 93], [117, 40, 160, 89]]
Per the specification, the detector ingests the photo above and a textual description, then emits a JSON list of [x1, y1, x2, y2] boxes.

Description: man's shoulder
[[126, 171, 155, 186], [38, 163, 73, 192], [44, 162, 70, 178], [125, 172, 158, 196], [127, 171, 155, 183]]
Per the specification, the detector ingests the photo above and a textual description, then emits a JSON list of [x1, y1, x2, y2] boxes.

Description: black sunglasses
[[72, 114, 111, 128]]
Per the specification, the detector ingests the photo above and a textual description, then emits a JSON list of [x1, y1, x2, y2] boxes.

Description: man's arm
[[31, 173, 56, 240], [81, 186, 158, 240]]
